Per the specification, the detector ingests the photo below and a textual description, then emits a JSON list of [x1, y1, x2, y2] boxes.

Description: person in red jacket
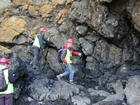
[[57, 38, 81, 85]]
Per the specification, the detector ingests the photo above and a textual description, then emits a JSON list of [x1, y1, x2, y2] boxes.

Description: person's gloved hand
[[78, 53, 82, 56]]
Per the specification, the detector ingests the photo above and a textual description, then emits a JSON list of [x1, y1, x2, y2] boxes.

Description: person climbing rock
[[30, 27, 50, 69], [57, 38, 82, 85]]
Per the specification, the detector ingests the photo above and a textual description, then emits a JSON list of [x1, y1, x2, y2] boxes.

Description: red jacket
[[61, 45, 80, 63]]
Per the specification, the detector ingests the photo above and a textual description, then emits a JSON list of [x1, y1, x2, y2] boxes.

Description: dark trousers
[[32, 47, 41, 66], [0, 94, 13, 105]]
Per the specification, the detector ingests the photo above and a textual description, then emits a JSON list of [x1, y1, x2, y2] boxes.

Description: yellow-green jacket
[[33, 32, 48, 50], [60, 45, 80, 64], [0, 69, 14, 94], [65, 49, 72, 63]]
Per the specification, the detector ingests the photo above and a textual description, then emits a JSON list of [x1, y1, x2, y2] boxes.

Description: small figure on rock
[[30, 28, 50, 69]]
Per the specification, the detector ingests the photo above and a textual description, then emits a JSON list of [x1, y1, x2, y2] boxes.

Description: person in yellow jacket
[[0, 58, 16, 105], [30, 27, 50, 69], [57, 38, 82, 85]]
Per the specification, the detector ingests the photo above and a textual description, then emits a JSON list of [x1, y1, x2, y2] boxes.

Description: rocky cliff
[[0, 0, 140, 105]]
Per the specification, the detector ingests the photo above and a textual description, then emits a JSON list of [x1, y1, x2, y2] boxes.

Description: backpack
[[0, 68, 8, 91], [57, 48, 64, 63]]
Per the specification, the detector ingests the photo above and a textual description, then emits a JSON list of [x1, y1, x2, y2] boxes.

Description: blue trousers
[[61, 64, 74, 81]]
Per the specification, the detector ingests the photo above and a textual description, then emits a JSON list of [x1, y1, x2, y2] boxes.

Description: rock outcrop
[[0, 0, 140, 105]]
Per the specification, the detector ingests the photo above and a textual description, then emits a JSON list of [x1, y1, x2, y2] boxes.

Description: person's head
[[0, 57, 10, 68], [67, 38, 74, 48], [39, 28, 46, 35]]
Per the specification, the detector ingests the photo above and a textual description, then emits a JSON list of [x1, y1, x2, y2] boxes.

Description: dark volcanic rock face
[[0, 0, 140, 105]]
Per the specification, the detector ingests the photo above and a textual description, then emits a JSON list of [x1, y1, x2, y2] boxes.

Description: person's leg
[[68, 64, 74, 82], [37, 49, 41, 61], [0, 94, 5, 105], [30, 48, 34, 65], [32, 47, 40, 69], [33, 47, 39, 65], [61, 64, 70, 77], [57, 64, 70, 80], [5, 94, 13, 105]]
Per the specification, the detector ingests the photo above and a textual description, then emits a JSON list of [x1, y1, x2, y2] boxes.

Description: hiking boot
[[32, 65, 38, 69], [69, 81, 76, 85], [56, 75, 61, 80]]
